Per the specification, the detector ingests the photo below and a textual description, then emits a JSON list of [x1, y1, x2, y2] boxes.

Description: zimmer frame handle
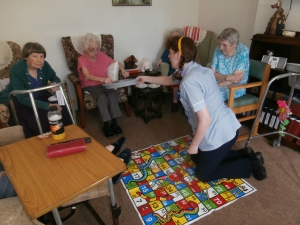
[[9, 82, 75, 135]]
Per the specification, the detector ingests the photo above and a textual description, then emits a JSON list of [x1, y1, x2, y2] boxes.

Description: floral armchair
[[0, 41, 22, 129], [61, 34, 131, 128]]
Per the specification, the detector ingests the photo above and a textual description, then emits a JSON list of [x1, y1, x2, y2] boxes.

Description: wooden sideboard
[[250, 33, 300, 91], [250, 34, 300, 151]]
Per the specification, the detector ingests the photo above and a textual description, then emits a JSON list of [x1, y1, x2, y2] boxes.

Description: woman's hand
[[49, 103, 62, 111], [121, 69, 129, 79], [136, 76, 146, 84], [49, 82, 58, 93], [157, 59, 162, 68], [225, 71, 244, 84], [103, 77, 114, 84], [187, 144, 198, 155]]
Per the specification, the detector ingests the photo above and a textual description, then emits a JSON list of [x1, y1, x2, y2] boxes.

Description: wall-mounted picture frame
[[112, 0, 152, 6]]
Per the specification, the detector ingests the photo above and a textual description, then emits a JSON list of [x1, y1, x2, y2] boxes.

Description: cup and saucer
[[148, 83, 160, 89], [136, 83, 148, 89]]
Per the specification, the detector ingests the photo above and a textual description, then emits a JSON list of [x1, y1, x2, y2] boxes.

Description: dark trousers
[[191, 131, 252, 182], [8, 91, 73, 138], [83, 85, 121, 122]]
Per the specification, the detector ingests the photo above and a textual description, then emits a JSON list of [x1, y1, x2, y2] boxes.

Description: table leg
[[144, 98, 149, 124], [52, 208, 63, 225], [108, 178, 121, 225]]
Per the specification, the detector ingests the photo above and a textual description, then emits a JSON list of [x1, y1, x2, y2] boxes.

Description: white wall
[[254, 0, 300, 35], [0, 0, 199, 107], [198, 0, 259, 47]]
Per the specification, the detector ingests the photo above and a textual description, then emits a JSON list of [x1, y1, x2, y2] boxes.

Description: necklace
[[26, 67, 41, 85]]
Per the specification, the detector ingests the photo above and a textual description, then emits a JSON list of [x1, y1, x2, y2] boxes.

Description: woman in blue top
[[137, 36, 266, 182], [157, 28, 183, 112], [211, 28, 250, 101]]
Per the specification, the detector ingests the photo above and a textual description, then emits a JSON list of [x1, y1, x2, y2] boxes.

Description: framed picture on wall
[[112, 0, 152, 6]]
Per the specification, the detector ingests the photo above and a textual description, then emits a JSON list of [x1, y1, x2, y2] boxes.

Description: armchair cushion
[[0, 197, 44, 225], [0, 125, 25, 146], [0, 78, 10, 91], [225, 93, 258, 108], [0, 41, 22, 80], [196, 30, 217, 67], [61, 181, 109, 207]]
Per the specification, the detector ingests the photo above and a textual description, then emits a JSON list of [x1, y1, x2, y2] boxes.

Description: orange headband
[[178, 37, 184, 55]]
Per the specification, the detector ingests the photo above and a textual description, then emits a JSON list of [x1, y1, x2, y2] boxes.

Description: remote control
[[50, 137, 92, 145]]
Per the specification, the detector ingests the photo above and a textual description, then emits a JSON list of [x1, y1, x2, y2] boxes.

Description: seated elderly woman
[[77, 33, 129, 137], [211, 28, 250, 101], [0, 42, 72, 138], [157, 28, 183, 113]]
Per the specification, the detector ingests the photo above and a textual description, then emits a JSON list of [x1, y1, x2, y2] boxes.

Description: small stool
[[132, 86, 163, 123]]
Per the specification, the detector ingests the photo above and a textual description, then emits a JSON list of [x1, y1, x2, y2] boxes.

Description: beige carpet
[[61, 95, 300, 225]]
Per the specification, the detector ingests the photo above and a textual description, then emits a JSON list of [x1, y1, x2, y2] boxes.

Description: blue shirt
[[179, 62, 241, 151], [161, 49, 175, 75], [211, 42, 250, 101]]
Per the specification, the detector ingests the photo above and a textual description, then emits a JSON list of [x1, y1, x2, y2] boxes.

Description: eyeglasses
[[88, 48, 99, 52], [218, 43, 233, 49]]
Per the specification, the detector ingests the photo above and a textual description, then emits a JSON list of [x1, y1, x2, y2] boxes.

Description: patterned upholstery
[[61, 35, 130, 128], [0, 41, 22, 80], [0, 42, 22, 129], [0, 126, 43, 224], [0, 197, 44, 225]]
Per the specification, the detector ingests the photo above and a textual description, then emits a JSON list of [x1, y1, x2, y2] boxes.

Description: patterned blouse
[[211, 42, 250, 101]]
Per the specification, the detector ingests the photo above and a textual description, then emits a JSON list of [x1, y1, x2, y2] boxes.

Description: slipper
[[111, 137, 126, 155], [113, 148, 132, 184]]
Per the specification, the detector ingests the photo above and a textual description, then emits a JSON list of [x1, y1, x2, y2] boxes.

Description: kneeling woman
[[136, 36, 266, 181], [0, 42, 72, 138]]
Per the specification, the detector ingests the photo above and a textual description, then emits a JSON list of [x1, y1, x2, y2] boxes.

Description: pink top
[[77, 52, 115, 88]]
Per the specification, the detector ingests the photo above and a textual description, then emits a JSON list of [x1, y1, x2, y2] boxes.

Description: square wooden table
[[0, 124, 126, 225]]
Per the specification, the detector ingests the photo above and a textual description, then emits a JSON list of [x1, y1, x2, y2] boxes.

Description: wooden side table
[[132, 86, 163, 123]]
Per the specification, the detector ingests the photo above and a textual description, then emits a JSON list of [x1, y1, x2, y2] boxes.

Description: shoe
[[253, 152, 265, 166], [239, 147, 254, 158], [239, 148, 264, 166], [252, 159, 267, 181], [111, 123, 123, 135], [248, 151, 265, 166], [103, 126, 114, 137], [111, 137, 126, 155], [171, 103, 178, 112], [112, 148, 132, 184]]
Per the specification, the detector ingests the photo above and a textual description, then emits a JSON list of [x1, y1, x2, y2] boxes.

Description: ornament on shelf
[[264, 0, 286, 35]]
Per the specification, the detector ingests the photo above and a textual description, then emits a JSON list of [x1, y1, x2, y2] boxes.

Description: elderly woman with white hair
[[211, 28, 250, 101], [77, 33, 129, 137]]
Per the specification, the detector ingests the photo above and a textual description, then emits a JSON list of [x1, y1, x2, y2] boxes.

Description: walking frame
[[9, 82, 76, 134], [245, 73, 300, 148], [8, 82, 122, 225]]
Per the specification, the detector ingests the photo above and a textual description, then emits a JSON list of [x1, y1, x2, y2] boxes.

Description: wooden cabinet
[[250, 34, 300, 63], [250, 34, 300, 150], [250, 34, 300, 90]]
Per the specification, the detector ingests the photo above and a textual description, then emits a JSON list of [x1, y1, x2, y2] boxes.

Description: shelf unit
[[250, 34, 300, 150]]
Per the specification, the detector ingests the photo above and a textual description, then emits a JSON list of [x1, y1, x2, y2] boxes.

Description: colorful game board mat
[[121, 135, 256, 225]]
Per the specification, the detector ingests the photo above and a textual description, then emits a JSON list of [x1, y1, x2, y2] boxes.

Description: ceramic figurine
[[264, 0, 286, 35]]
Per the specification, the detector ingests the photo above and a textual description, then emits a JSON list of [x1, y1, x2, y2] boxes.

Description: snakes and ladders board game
[[121, 136, 256, 225]]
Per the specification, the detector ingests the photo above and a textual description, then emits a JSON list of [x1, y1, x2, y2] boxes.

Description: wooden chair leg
[[124, 101, 131, 117], [81, 110, 86, 128]]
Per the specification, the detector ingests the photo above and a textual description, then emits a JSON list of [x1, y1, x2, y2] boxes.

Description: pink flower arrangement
[[275, 100, 292, 136]]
